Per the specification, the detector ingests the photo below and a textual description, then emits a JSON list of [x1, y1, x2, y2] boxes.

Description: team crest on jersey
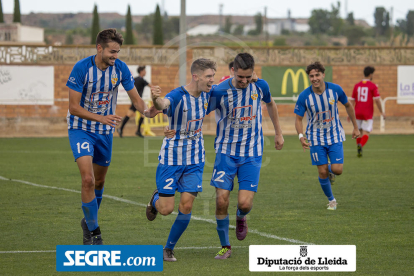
[[251, 90, 258, 100], [204, 102, 208, 110], [329, 97, 335, 105], [111, 73, 118, 85]]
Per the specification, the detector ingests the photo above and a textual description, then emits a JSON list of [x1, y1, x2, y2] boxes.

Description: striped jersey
[[66, 55, 135, 134], [158, 87, 210, 165], [207, 78, 272, 157], [294, 82, 348, 146]]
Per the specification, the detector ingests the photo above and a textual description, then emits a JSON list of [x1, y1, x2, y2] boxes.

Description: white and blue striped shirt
[[294, 82, 347, 146], [66, 55, 134, 134], [158, 87, 210, 165], [207, 78, 272, 157]]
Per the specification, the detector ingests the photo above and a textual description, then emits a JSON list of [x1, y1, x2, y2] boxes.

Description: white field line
[[0, 175, 313, 246]]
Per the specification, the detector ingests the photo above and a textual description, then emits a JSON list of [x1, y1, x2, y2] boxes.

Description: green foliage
[[163, 15, 179, 40], [232, 24, 244, 35], [254, 12, 263, 34], [223, 16, 232, 33], [124, 5, 135, 45], [347, 12, 355, 26], [13, 0, 21, 23], [90, 4, 100, 45], [0, 0, 4, 23], [344, 25, 366, 45], [308, 2, 343, 35], [65, 32, 74, 45], [153, 4, 163, 45], [374, 7, 389, 36], [407, 10, 414, 36], [281, 29, 290, 35], [273, 37, 286, 46]]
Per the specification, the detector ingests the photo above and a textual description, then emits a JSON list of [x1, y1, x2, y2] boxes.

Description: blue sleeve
[[256, 79, 272, 103], [207, 88, 220, 114], [294, 93, 307, 117], [337, 85, 348, 105], [66, 62, 86, 93], [164, 90, 181, 117], [120, 62, 135, 91]]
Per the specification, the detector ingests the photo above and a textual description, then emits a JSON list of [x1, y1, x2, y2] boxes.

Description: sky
[[2, 0, 413, 26]]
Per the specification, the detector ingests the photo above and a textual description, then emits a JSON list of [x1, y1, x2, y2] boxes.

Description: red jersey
[[219, 75, 231, 82], [350, 79, 380, 120]]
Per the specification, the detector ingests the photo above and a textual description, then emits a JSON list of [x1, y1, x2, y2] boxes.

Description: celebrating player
[[294, 61, 360, 211], [349, 66, 385, 157], [66, 29, 158, 245], [208, 53, 284, 259], [145, 58, 216, 262]]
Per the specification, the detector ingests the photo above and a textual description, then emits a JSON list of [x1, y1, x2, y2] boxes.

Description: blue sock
[[165, 210, 191, 250], [95, 188, 104, 209], [152, 192, 159, 212], [328, 164, 333, 174], [216, 215, 230, 247], [82, 197, 99, 231], [319, 177, 334, 201], [236, 206, 251, 219]]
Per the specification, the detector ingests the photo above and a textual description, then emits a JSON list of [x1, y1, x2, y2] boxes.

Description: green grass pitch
[[0, 135, 412, 275]]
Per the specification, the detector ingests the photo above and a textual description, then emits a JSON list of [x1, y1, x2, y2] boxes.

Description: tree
[[346, 12, 355, 26], [344, 25, 366, 45], [0, 0, 4, 23], [91, 4, 100, 45], [124, 5, 134, 44], [232, 24, 244, 35], [153, 4, 163, 45], [223, 16, 232, 33], [65, 32, 74, 45], [407, 11, 414, 36], [329, 2, 343, 35], [308, 9, 331, 34], [254, 12, 263, 35], [13, 0, 21, 23], [374, 7, 389, 36]]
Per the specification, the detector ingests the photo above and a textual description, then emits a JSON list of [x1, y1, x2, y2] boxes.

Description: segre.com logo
[[56, 245, 163, 272]]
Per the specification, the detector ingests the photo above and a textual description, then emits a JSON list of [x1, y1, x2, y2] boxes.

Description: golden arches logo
[[281, 69, 309, 95]]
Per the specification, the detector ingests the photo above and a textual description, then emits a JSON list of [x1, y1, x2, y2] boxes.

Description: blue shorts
[[210, 153, 262, 192], [156, 163, 204, 195], [309, 143, 344, 166], [68, 129, 113, 167]]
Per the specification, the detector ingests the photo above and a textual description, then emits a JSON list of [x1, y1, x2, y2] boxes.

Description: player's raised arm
[[265, 100, 284, 150], [151, 85, 171, 110], [344, 102, 360, 139], [295, 114, 310, 150], [68, 88, 121, 128]]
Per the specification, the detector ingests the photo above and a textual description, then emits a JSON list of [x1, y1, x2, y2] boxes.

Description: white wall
[[19, 25, 44, 43]]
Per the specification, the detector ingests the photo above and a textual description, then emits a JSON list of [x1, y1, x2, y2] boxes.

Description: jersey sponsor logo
[[179, 118, 203, 140], [314, 111, 333, 129], [111, 73, 118, 86], [229, 105, 256, 128], [329, 97, 335, 105], [281, 68, 309, 95], [88, 91, 112, 113], [251, 90, 258, 100]]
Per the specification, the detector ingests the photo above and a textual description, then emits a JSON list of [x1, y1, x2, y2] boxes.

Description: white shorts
[[356, 119, 373, 132]]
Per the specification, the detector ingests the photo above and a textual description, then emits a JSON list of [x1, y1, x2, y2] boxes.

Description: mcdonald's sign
[[262, 66, 332, 99]]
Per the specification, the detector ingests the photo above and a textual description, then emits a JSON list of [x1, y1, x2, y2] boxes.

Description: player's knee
[[319, 171, 329, 179], [94, 178, 105, 190], [238, 201, 252, 212], [81, 175, 95, 189], [158, 204, 174, 216], [179, 202, 193, 214], [216, 196, 229, 209], [333, 168, 343, 175]]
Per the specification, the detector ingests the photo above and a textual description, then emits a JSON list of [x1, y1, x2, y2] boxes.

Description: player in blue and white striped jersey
[[66, 29, 158, 245], [208, 53, 284, 259], [294, 61, 360, 211], [145, 59, 216, 262]]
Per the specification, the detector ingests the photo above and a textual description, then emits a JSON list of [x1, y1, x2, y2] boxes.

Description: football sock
[[216, 215, 230, 247], [319, 177, 334, 201], [236, 206, 251, 219], [95, 187, 104, 209], [165, 210, 191, 250], [82, 197, 99, 231], [356, 137, 362, 145], [152, 192, 160, 212], [361, 134, 369, 147], [119, 116, 130, 131]]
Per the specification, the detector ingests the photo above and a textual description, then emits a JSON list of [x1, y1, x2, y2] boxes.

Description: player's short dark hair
[[190, 58, 217, 74], [233, 53, 255, 71], [137, 66, 146, 74], [96, 28, 123, 48], [364, 66, 375, 77], [228, 61, 234, 70], [306, 61, 325, 75]]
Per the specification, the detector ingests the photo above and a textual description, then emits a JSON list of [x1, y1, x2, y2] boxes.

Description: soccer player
[[208, 53, 284, 259], [219, 61, 234, 82], [117, 65, 151, 138], [66, 29, 158, 245], [294, 61, 360, 211], [145, 58, 217, 262], [349, 66, 385, 157]]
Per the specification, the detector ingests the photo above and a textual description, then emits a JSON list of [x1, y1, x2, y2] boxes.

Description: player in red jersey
[[349, 66, 385, 157], [219, 61, 234, 82]]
